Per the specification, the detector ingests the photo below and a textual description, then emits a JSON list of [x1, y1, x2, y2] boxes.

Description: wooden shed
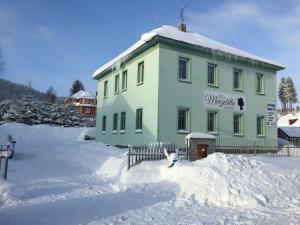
[[185, 132, 216, 161]]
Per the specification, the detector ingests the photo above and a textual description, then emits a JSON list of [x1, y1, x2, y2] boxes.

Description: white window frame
[[120, 112, 126, 133], [233, 114, 243, 136], [177, 107, 190, 133], [207, 111, 218, 134], [103, 80, 108, 98], [256, 73, 264, 94], [114, 74, 119, 94], [113, 113, 118, 133], [121, 70, 127, 91], [257, 115, 265, 136], [233, 69, 243, 91], [84, 107, 91, 114], [137, 61, 144, 85], [135, 108, 143, 132], [208, 63, 218, 87], [178, 57, 190, 82]]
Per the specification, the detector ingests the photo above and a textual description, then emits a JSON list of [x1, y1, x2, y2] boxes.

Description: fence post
[[3, 157, 8, 180], [127, 145, 131, 170], [287, 144, 290, 157]]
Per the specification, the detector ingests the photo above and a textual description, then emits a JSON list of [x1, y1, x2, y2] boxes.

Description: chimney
[[178, 23, 186, 32], [178, 7, 186, 32]]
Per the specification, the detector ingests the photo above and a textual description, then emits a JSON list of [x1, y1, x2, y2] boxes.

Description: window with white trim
[[256, 74, 264, 94], [113, 113, 118, 131], [120, 112, 126, 131], [177, 108, 189, 132], [233, 69, 242, 91], [114, 74, 119, 93], [178, 57, 190, 81], [208, 63, 217, 86], [233, 114, 243, 135], [122, 70, 127, 91], [207, 111, 218, 133], [137, 62, 144, 84], [257, 116, 265, 136], [104, 80, 108, 98], [136, 108, 143, 130]]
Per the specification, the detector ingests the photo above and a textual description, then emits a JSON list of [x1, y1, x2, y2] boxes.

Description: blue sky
[[0, 0, 299, 98]]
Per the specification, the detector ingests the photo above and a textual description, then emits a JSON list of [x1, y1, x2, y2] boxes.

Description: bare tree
[[45, 86, 57, 103]]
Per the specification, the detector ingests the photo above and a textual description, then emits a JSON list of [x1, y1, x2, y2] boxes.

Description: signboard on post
[[266, 103, 276, 127], [203, 90, 247, 112]]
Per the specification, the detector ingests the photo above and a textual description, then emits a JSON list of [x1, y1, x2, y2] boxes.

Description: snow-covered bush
[[0, 96, 95, 127]]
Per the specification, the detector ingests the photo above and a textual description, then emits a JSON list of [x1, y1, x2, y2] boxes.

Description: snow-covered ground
[[0, 123, 300, 225]]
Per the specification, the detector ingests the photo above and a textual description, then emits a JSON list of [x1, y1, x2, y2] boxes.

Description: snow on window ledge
[[112, 130, 118, 134], [135, 129, 143, 133], [177, 130, 190, 134], [120, 130, 125, 134]]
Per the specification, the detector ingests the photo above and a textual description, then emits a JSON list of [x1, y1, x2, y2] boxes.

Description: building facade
[[93, 25, 284, 146], [64, 90, 97, 117]]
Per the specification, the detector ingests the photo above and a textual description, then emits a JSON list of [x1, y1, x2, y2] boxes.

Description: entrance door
[[197, 144, 208, 159]]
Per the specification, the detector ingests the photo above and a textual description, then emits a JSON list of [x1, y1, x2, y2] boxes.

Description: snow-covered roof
[[93, 25, 284, 78], [186, 132, 216, 140], [277, 113, 300, 127], [71, 90, 96, 99], [280, 127, 300, 137]]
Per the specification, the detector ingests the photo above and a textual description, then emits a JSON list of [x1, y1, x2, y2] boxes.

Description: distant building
[[278, 127, 300, 145], [64, 90, 97, 117], [92, 25, 284, 146]]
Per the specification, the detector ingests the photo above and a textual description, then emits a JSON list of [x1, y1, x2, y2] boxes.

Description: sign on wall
[[266, 103, 276, 127], [203, 90, 247, 112]]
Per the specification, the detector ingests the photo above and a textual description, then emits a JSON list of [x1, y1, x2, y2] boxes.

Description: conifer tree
[[284, 76, 298, 111], [70, 80, 85, 96], [278, 77, 287, 111]]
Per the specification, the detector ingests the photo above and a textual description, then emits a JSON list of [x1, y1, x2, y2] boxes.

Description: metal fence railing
[[214, 145, 300, 157], [127, 140, 300, 170], [127, 142, 186, 170]]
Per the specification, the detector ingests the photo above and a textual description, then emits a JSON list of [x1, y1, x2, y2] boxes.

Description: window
[[233, 114, 243, 135], [208, 63, 217, 86], [257, 116, 265, 136], [120, 112, 126, 131], [177, 108, 190, 132], [233, 69, 242, 91], [178, 57, 190, 81], [256, 74, 264, 94], [102, 116, 106, 132], [84, 107, 90, 114], [113, 113, 118, 132], [104, 80, 108, 98], [137, 61, 144, 84], [136, 108, 143, 131], [122, 71, 127, 91], [207, 111, 218, 133], [114, 74, 119, 93]]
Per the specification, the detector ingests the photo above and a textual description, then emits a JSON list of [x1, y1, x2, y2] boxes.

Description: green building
[[93, 25, 284, 146]]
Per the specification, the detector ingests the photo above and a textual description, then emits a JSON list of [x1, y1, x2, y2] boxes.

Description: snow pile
[[1, 123, 300, 224], [96, 153, 300, 208]]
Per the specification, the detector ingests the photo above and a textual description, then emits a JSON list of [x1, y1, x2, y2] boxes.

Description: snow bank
[[98, 153, 300, 208]]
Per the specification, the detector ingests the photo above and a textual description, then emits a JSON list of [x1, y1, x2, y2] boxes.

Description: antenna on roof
[[178, 6, 187, 32]]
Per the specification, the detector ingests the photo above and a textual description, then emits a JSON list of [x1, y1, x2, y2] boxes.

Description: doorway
[[197, 144, 208, 159]]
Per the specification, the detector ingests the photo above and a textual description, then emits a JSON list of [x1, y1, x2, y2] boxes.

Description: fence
[[127, 139, 300, 170], [215, 138, 300, 157], [127, 142, 186, 170]]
